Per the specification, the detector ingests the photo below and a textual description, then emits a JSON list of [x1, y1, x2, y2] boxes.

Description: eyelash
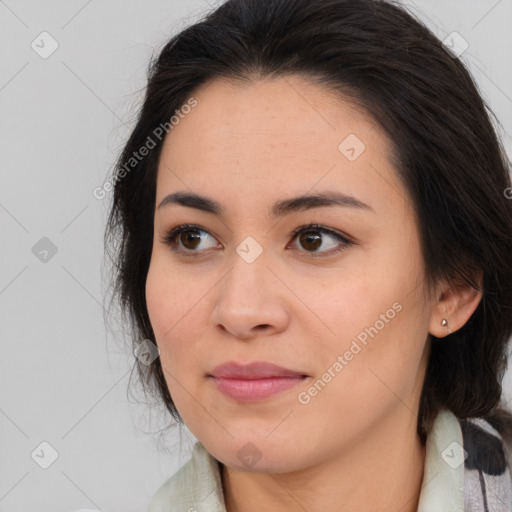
[[160, 223, 354, 259]]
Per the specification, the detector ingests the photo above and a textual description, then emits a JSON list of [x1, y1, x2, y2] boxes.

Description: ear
[[428, 273, 483, 338]]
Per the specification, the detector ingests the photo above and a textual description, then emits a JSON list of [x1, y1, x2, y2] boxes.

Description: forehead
[[156, 75, 404, 216], [161, 75, 381, 154]]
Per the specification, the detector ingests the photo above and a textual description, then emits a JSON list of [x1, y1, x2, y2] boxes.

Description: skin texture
[[145, 75, 482, 512]]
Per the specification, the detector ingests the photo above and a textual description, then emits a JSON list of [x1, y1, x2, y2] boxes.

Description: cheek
[[145, 259, 187, 369], [146, 253, 199, 336], [310, 264, 428, 397], [145, 256, 209, 388], [298, 307, 426, 445], [145, 265, 192, 420], [145, 259, 172, 339]]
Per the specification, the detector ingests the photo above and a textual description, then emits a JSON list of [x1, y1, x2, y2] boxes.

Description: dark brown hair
[[104, 0, 512, 444]]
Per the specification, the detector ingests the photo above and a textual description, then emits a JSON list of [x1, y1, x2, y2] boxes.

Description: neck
[[221, 410, 426, 512]]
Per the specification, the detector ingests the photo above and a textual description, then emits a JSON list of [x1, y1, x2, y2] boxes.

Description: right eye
[[160, 224, 220, 256]]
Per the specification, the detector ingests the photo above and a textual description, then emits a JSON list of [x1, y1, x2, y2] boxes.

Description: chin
[[207, 436, 305, 473]]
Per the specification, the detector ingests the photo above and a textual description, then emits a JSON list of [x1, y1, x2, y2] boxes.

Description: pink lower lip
[[211, 376, 306, 402]]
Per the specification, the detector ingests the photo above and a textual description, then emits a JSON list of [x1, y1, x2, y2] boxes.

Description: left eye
[[160, 223, 353, 258], [289, 224, 352, 257]]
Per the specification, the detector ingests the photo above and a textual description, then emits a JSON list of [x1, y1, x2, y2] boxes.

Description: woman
[[104, 0, 512, 510]]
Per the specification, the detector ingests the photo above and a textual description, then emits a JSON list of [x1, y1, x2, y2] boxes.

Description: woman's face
[[145, 75, 435, 471]]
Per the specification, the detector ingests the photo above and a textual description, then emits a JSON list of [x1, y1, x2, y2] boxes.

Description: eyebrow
[[157, 190, 374, 217]]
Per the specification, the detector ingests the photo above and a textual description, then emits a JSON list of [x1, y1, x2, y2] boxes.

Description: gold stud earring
[[441, 318, 453, 334]]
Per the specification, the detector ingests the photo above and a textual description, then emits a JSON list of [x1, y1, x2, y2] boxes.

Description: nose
[[211, 249, 290, 340]]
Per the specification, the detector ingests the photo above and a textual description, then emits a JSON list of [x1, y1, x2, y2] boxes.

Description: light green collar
[[147, 409, 469, 511]]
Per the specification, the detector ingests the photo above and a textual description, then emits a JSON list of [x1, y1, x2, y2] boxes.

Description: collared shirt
[[146, 409, 512, 512]]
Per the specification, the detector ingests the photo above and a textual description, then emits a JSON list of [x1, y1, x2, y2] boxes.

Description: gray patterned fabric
[[461, 417, 512, 511]]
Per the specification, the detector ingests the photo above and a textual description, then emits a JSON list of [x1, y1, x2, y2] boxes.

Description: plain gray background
[[1, 1, 511, 510]]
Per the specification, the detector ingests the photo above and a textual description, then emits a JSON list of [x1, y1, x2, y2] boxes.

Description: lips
[[208, 361, 308, 402], [209, 361, 307, 379]]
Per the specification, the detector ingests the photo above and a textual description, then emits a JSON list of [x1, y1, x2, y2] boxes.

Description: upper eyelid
[[291, 224, 352, 242]]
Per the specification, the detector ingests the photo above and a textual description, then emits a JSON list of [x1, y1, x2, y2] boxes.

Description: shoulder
[[146, 441, 226, 512]]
